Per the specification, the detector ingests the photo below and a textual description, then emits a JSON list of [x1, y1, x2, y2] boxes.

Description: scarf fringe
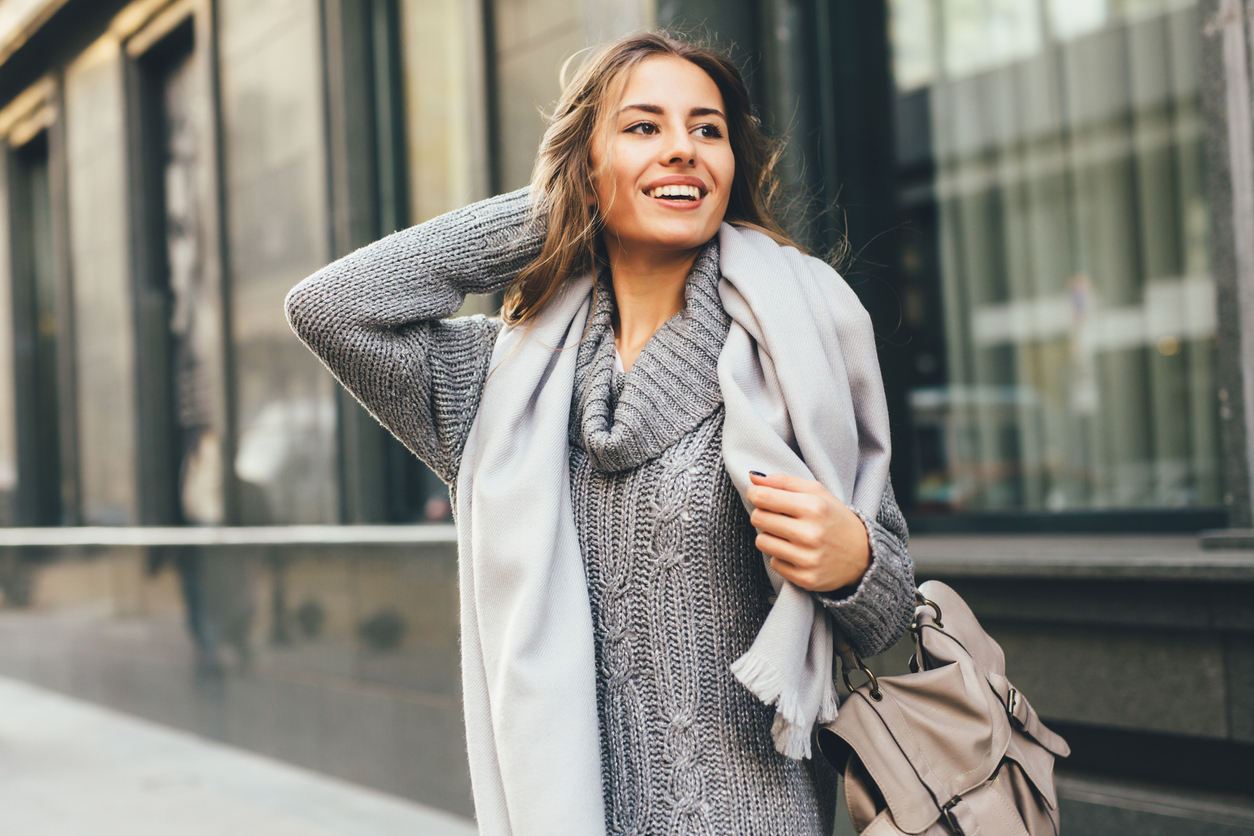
[[819, 683, 841, 725], [731, 649, 839, 760]]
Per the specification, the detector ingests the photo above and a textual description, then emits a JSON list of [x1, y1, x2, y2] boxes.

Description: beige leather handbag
[[817, 580, 1071, 836]]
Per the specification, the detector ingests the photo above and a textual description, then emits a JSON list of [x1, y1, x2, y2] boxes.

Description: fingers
[[747, 483, 830, 520], [755, 531, 811, 568], [769, 556, 816, 591], [749, 507, 819, 546], [749, 489, 821, 521], [761, 542, 826, 592], [748, 471, 824, 494]]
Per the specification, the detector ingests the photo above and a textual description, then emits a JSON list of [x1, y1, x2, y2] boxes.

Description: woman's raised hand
[[745, 472, 871, 594]]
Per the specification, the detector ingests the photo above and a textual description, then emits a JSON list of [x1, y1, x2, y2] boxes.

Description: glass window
[[941, 0, 1043, 79], [489, 0, 586, 192], [65, 41, 141, 525], [219, 0, 339, 524], [398, 0, 490, 224], [148, 27, 223, 525], [487, 0, 654, 192], [889, 0, 1218, 514]]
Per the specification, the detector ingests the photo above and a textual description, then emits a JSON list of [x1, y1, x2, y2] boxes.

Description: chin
[[641, 223, 720, 252]]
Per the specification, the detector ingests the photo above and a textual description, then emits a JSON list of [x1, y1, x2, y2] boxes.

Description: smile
[[646, 184, 704, 200]]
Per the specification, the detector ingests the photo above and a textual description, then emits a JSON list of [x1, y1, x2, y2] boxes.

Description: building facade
[[0, 0, 1252, 832]]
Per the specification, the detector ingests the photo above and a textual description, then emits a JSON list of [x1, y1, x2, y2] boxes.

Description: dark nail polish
[[750, 470, 766, 478]]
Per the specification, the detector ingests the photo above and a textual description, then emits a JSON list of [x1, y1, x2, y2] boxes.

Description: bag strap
[[986, 672, 1071, 758], [832, 625, 882, 700], [833, 590, 941, 700]]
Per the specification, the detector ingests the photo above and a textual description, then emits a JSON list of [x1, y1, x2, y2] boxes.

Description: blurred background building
[[0, 0, 1252, 833]]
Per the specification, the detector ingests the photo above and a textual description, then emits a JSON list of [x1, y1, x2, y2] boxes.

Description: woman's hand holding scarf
[[746, 471, 871, 594]]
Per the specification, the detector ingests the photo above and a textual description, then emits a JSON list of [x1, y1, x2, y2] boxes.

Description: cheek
[[590, 146, 634, 197], [597, 161, 648, 224], [711, 154, 735, 216], [715, 150, 736, 193], [610, 149, 648, 191], [588, 136, 626, 207], [591, 172, 613, 208], [595, 178, 633, 226]]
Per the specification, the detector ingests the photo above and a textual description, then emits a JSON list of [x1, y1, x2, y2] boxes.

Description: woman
[[287, 32, 914, 836]]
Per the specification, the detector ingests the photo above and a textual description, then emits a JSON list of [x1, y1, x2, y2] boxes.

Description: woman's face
[[589, 55, 735, 258]]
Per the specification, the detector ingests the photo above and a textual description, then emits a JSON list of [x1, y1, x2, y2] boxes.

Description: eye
[[695, 123, 725, 139], [625, 121, 659, 135]]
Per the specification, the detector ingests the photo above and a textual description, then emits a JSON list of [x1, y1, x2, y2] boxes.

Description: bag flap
[[819, 691, 942, 834], [985, 671, 1071, 760], [916, 581, 1006, 677], [823, 657, 1011, 834], [1003, 732, 1060, 811]]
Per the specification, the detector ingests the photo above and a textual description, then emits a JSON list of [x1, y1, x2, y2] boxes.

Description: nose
[[663, 126, 696, 166]]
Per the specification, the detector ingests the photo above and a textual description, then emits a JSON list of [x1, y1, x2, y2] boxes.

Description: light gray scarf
[[454, 224, 892, 836]]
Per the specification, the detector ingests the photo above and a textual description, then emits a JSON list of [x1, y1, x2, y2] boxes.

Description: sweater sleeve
[[284, 188, 540, 484], [815, 483, 916, 658]]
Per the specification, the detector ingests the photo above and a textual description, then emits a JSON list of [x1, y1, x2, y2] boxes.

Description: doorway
[[9, 131, 63, 525]]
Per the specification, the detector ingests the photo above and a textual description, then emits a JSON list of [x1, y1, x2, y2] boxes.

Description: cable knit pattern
[[286, 188, 916, 834]]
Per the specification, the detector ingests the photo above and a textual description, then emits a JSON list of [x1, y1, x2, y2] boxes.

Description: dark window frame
[[321, 0, 446, 524], [3, 81, 78, 527]]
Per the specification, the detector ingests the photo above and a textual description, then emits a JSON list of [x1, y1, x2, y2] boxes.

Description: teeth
[[648, 184, 702, 200]]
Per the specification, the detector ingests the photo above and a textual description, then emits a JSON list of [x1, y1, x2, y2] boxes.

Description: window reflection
[[219, 0, 339, 524], [156, 33, 223, 525], [0, 543, 469, 813], [234, 397, 337, 522], [891, 0, 1218, 512], [65, 42, 141, 525], [1049, 0, 1109, 40], [941, 0, 1043, 79]]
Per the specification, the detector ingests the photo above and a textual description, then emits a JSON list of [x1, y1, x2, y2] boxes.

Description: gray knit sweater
[[286, 188, 916, 835]]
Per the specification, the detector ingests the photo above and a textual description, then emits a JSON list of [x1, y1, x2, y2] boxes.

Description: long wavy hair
[[502, 32, 798, 326]]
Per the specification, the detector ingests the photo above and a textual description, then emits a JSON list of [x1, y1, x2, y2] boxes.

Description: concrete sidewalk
[[0, 676, 478, 836]]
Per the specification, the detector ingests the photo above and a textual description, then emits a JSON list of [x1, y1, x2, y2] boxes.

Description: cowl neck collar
[[571, 240, 729, 472]]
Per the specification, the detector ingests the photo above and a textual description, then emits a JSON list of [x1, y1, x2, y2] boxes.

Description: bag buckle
[[941, 797, 964, 835]]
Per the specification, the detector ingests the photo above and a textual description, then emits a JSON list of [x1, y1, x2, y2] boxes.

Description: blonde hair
[[502, 31, 798, 326]]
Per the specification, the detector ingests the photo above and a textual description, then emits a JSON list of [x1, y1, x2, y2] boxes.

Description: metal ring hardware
[[914, 591, 943, 628], [841, 657, 883, 702]]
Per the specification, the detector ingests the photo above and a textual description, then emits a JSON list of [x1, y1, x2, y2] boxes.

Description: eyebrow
[[620, 103, 726, 119]]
